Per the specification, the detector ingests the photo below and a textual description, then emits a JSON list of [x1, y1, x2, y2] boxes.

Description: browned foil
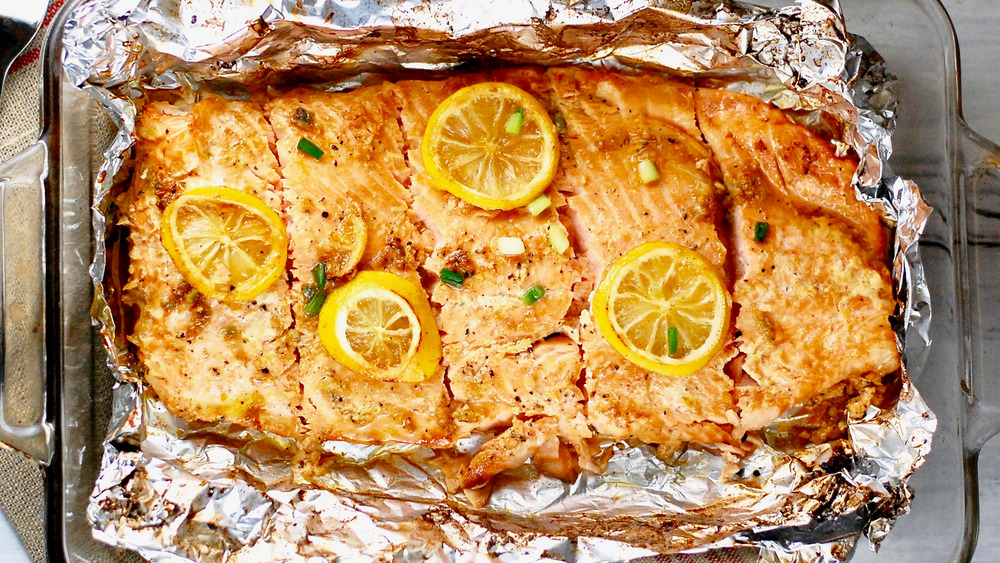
[[64, 0, 935, 561]]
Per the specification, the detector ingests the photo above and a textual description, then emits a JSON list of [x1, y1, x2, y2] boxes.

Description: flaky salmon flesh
[[123, 66, 898, 495]]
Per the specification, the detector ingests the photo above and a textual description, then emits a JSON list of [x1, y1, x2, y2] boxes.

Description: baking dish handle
[[0, 142, 55, 465], [958, 122, 1000, 454]]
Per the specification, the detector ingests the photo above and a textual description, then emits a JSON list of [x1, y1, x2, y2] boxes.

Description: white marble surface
[[941, 1, 1000, 561], [0, 521, 29, 563]]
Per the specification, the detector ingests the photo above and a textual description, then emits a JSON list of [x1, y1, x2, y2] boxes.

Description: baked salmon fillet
[[394, 70, 596, 485], [548, 68, 740, 450], [265, 85, 452, 446], [694, 88, 899, 430], [123, 96, 299, 437], [123, 66, 901, 492]]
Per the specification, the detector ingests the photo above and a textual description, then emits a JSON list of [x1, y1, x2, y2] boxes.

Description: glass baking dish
[[0, 0, 995, 560]]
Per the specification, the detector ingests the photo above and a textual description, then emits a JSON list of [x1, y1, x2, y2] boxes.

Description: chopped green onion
[[521, 285, 546, 306], [312, 262, 327, 290], [638, 158, 660, 184], [297, 137, 324, 160], [548, 224, 570, 255], [553, 112, 567, 134], [440, 268, 465, 289], [668, 327, 679, 356], [497, 236, 526, 256], [754, 221, 770, 243], [505, 109, 525, 135], [304, 292, 327, 316], [526, 194, 552, 216]]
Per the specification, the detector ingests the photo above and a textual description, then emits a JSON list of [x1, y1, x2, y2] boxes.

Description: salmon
[[393, 72, 582, 349], [124, 97, 299, 437], [124, 67, 900, 490], [446, 336, 594, 473], [265, 86, 452, 446], [694, 87, 899, 430], [548, 68, 740, 449], [548, 68, 727, 272], [393, 70, 597, 477], [462, 417, 563, 489], [696, 89, 886, 254]]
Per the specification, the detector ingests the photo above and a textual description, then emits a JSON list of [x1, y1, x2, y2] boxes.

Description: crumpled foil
[[64, 0, 937, 561]]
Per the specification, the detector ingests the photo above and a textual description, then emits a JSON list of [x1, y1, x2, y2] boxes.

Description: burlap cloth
[[0, 1, 766, 561]]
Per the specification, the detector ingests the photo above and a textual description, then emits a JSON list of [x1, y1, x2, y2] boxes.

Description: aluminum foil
[[64, 0, 937, 561]]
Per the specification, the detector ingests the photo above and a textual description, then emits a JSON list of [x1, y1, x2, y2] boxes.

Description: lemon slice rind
[[422, 82, 559, 210], [593, 242, 731, 376], [161, 186, 288, 302], [319, 271, 442, 383]]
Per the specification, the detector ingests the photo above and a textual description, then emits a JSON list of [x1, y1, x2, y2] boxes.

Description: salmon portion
[[549, 67, 739, 448], [264, 86, 433, 281], [393, 72, 582, 351], [694, 88, 885, 254], [462, 417, 565, 489], [446, 337, 592, 463], [265, 86, 452, 445], [124, 97, 299, 437], [694, 88, 899, 430], [579, 313, 739, 445], [124, 67, 901, 490], [548, 68, 727, 273], [393, 71, 596, 475]]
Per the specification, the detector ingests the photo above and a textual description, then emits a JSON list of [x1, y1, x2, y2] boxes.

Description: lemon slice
[[161, 186, 288, 302], [325, 201, 367, 277], [422, 82, 559, 210], [318, 271, 442, 382], [593, 242, 731, 376]]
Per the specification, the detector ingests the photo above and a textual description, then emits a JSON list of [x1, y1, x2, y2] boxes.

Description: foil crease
[[64, 0, 937, 561]]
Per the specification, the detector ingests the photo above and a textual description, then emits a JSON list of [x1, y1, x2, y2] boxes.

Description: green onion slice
[[638, 159, 660, 184], [754, 221, 769, 242], [304, 292, 326, 316], [312, 262, 327, 290], [440, 268, 465, 289], [505, 109, 525, 135], [548, 224, 570, 255], [526, 194, 552, 216], [521, 285, 546, 306], [668, 326, 679, 356], [297, 137, 324, 160]]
